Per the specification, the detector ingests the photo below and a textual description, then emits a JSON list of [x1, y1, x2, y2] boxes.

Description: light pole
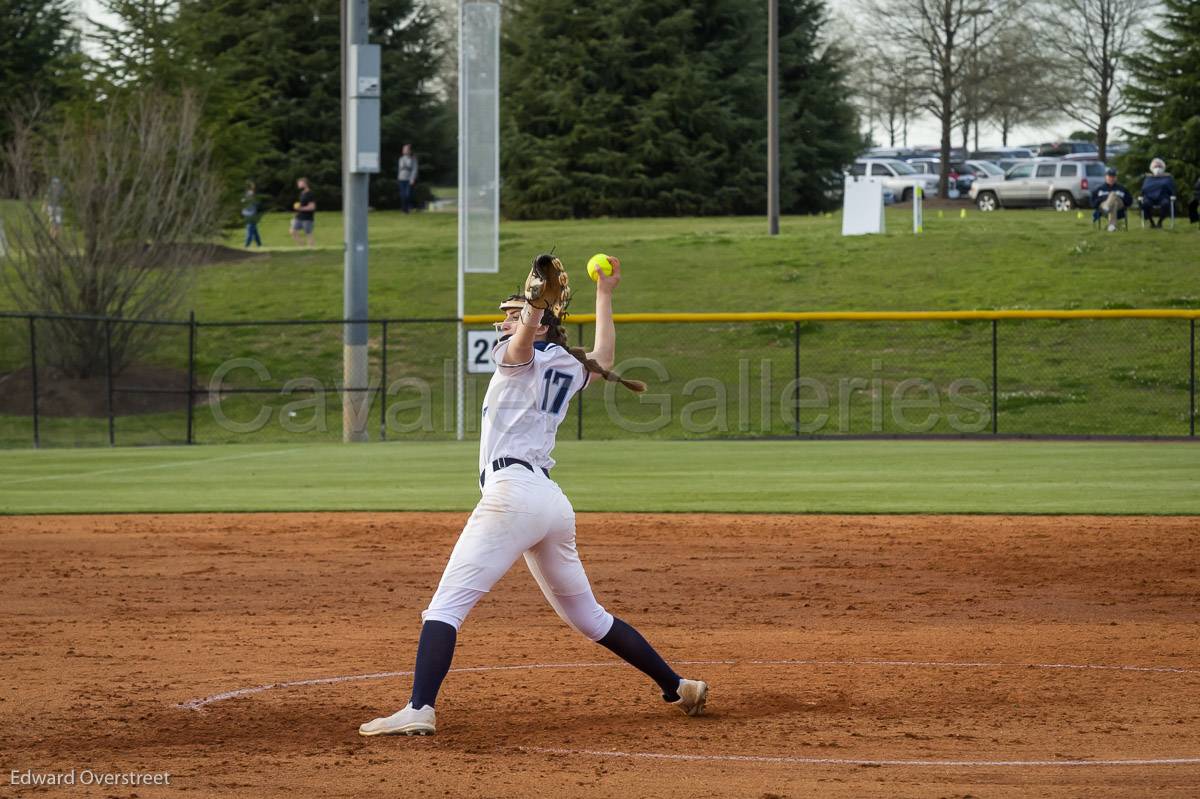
[[767, 0, 779, 236], [341, 0, 380, 442]]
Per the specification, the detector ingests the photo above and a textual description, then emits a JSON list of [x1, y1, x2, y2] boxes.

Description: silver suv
[[849, 158, 940, 202], [970, 159, 1109, 211]]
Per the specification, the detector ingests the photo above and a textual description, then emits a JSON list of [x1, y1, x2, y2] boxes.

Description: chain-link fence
[[1, 311, 1196, 447]]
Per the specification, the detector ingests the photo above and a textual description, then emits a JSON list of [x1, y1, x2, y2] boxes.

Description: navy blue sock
[[597, 617, 682, 702], [409, 620, 457, 709]]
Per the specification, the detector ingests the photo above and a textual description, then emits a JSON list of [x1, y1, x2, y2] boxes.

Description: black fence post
[[28, 316, 40, 449], [380, 320, 389, 441], [1190, 318, 1196, 437], [104, 318, 115, 446], [991, 319, 999, 435], [577, 322, 584, 441], [793, 321, 801, 437], [186, 311, 197, 445]]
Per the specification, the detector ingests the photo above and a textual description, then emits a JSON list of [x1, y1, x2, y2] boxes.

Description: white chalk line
[[176, 657, 1198, 711], [4, 446, 309, 486], [524, 747, 1200, 769]]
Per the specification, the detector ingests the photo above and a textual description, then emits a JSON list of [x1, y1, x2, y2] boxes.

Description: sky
[[74, 0, 1129, 152]]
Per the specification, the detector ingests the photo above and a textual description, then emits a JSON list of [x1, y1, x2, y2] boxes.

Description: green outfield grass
[[1, 206, 1197, 446], [1, 439, 1197, 515]]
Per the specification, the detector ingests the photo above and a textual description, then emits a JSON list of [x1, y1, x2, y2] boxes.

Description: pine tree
[[1121, 0, 1200, 203], [0, 0, 84, 145], [775, 0, 865, 213], [176, 0, 451, 210], [499, 0, 861, 219]]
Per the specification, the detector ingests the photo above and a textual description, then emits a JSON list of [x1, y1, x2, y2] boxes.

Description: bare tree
[[979, 25, 1060, 145], [1043, 0, 1142, 161], [2, 91, 221, 377], [864, 0, 1023, 194], [857, 51, 917, 148]]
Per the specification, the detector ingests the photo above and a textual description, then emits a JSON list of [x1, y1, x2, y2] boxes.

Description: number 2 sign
[[466, 329, 498, 374]]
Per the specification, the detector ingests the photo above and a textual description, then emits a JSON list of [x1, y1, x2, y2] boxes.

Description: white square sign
[[842, 176, 886, 236], [466, 329, 498, 374]]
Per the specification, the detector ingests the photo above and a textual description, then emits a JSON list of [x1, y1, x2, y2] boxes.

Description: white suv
[[969, 159, 1109, 211], [849, 159, 940, 202]]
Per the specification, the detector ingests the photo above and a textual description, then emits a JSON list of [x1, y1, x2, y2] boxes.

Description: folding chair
[[1139, 195, 1176, 229]]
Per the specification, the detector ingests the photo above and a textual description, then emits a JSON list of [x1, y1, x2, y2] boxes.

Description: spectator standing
[[1091, 168, 1133, 232], [290, 177, 316, 247], [397, 144, 419, 214], [242, 182, 263, 247], [1139, 158, 1177, 228], [1189, 176, 1200, 225]]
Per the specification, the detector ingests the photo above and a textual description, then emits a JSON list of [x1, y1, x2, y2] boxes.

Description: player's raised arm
[[502, 254, 571, 366], [588, 257, 620, 370], [501, 300, 540, 366]]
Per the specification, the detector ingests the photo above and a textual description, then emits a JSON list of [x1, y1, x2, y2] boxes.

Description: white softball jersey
[[478, 337, 587, 478]]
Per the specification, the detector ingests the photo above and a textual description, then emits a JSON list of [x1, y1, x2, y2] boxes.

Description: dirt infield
[[2, 512, 1198, 797]]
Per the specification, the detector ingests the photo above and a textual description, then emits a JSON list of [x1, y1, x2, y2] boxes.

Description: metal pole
[[1190, 318, 1195, 437], [380, 320, 388, 441], [991, 319, 999, 434], [455, 0, 467, 442], [187, 311, 196, 445], [577, 322, 584, 441], [104, 319, 114, 446], [342, 0, 371, 442], [793, 321, 800, 437], [767, 0, 780, 236], [28, 316, 39, 448]]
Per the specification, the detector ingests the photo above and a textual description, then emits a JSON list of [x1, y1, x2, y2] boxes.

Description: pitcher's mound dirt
[[1, 512, 1197, 798]]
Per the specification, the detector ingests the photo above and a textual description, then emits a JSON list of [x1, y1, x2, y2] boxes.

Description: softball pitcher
[[359, 254, 708, 736]]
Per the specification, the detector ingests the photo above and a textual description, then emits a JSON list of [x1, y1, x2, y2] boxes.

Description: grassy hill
[[1, 206, 1197, 447]]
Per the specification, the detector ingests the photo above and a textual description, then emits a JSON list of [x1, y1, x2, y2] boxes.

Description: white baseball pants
[[422, 467, 615, 641]]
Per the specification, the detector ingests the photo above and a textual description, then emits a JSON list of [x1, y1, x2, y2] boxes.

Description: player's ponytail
[[545, 318, 646, 393]]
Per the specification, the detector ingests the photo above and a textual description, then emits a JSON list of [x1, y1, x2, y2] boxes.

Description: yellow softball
[[587, 253, 614, 282]]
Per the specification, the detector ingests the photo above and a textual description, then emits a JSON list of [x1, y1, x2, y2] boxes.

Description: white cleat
[[672, 678, 709, 717], [358, 703, 436, 736], [1107, 223, 1117, 232]]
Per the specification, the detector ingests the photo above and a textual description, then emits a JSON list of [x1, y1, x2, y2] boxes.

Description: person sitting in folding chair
[[1139, 158, 1177, 229], [1091, 167, 1133, 232]]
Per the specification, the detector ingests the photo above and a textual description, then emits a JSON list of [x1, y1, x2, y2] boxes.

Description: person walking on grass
[[242, 182, 263, 247], [289, 177, 316, 247]]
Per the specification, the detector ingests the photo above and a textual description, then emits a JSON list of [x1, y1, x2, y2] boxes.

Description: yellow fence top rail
[[462, 309, 1200, 324]]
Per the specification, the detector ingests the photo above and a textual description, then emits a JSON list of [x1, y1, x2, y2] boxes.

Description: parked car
[[826, 173, 898, 206], [969, 159, 1109, 211], [995, 157, 1036, 172], [963, 159, 1006, 179], [904, 158, 1006, 195], [1036, 140, 1098, 157], [849, 158, 940, 201], [903, 145, 967, 161], [906, 158, 972, 193], [864, 146, 924, 160], [970, 147, 1035, 161]]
